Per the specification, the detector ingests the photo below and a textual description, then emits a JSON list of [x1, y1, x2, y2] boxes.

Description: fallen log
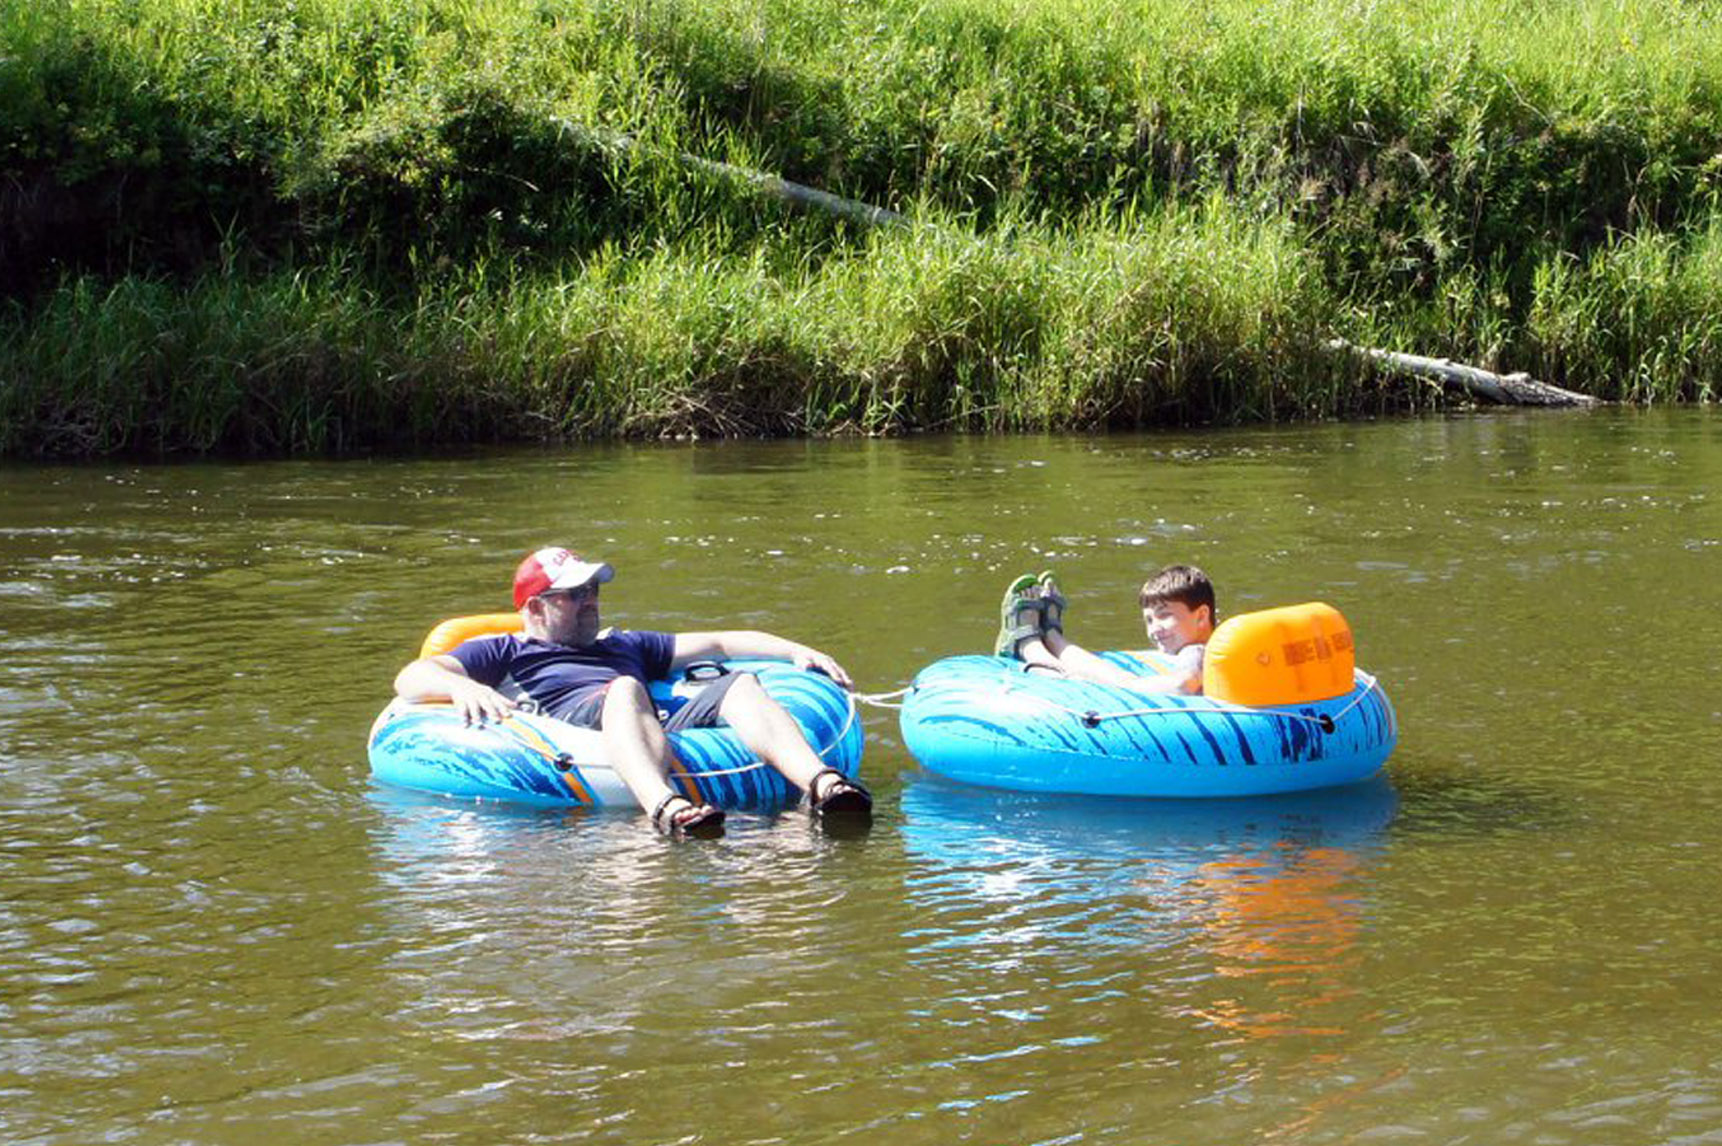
[[554, 120, 909, 230], [1329, 339, 1600, 407], [678, 153, 910, 230]]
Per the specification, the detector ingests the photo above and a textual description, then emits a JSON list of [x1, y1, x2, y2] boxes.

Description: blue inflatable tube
[[369, 660, 863, 810], [899, 653, 1397, 797]]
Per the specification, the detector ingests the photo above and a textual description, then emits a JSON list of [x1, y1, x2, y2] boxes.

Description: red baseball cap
[[512, 547, 615, 608]]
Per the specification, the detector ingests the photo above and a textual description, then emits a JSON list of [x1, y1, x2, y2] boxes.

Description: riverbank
[[4, 0, 1721, 455]]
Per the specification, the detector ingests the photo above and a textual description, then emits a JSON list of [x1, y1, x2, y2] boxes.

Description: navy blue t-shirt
[[449, 629, 676, 721]]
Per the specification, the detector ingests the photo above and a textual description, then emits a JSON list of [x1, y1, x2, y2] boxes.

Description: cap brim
[[547, 561, 614, 591]]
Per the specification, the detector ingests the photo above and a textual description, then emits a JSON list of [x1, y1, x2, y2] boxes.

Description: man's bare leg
[[598, 677, 722, 833], [717, 674, 869, 812]]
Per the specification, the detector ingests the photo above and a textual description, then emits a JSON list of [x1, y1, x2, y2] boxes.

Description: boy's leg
[[1015, 633, 1065, 671], [1041, 628, 1149, 689]]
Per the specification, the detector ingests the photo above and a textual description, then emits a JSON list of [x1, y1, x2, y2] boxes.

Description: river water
[[4, 411, 1722, 1145]]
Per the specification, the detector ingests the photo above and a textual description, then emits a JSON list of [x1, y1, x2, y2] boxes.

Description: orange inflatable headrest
[[1203, 602, 1356, 706], [419, 613, 523, 658]]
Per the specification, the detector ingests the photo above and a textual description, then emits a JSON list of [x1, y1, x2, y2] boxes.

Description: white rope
[[852, 685, 913, 710], [666, 759, 772, 778], [1001, 670, 1382, 729]]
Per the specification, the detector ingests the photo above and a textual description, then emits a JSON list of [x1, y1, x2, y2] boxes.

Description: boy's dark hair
[[1138, 564, 1216, 617]]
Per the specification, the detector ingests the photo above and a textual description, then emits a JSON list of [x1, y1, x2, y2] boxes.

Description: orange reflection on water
[[1168, 843, 1368, 1044]]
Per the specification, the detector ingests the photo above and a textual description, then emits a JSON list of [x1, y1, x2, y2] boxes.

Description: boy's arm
[[1122, 668, 1200, 696], [1135, 644, 1205, 695]]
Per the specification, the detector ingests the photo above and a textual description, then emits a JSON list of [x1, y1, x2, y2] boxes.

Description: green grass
[[1527, 219, 1722, 402], [0, 199, 1358, 454], [3, 0, 1721, 453]]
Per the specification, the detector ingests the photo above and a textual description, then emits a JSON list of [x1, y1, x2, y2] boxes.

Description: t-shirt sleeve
[[632, 630, 677, 680], [448, 634, 513, 687]]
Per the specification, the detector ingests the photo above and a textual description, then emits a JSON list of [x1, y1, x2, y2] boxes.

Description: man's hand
[[792, 646, 853, 689], [447, 676, 518, 725], [397, 655, 519, 725]]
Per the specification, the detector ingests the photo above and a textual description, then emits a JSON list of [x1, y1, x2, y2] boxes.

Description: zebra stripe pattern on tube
[[368, 660, 864, 810], [899, 654, 1397, 798]]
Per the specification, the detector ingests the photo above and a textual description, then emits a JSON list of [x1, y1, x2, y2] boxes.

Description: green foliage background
[[3, 0, 1721, 454]]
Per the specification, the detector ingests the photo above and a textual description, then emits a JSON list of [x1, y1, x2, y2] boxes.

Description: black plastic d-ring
[[1318, 715, 1336, 734]]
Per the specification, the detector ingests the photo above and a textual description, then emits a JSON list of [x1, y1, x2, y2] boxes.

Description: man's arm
[[394, 654, 519, 724], [671, 631, 852, 689]]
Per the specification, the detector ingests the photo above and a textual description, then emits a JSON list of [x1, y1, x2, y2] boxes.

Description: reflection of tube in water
[[1177, 843, 1371, 1041], [899, 775, 1399, 1043]]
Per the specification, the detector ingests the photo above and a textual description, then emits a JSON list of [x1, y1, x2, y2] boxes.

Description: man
[[393, 547, 871, 837]]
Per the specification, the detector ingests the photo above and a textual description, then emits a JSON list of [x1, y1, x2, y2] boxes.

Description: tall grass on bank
[[1527, 220, 1722, 403], [8, 0, 1722, 284], [0, 201, 1358, 455], [6, 0, 1722, 454]]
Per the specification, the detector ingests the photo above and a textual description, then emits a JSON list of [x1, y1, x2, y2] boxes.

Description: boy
[[994, 565, 1217, 695]]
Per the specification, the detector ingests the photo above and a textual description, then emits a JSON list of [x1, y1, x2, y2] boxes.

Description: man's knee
[[601, 676, 652, 713], [717, 671, 782, 718]]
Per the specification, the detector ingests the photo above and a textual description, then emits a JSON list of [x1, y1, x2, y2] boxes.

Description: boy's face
[[1142, 599, 1213, 654]]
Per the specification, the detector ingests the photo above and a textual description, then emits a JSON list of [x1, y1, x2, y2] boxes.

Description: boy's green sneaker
[[994, 574, 1043, 657]]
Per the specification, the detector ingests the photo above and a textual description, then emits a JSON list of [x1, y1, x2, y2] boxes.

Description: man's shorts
[[555, 670, 751, 731]]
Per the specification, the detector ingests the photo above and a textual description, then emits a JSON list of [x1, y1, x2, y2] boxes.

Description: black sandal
[[650, 793, 726, 839], [806, 768, 873, 819]]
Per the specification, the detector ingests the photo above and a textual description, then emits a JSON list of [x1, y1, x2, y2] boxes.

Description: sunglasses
[[540, 584, 599, 605]]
